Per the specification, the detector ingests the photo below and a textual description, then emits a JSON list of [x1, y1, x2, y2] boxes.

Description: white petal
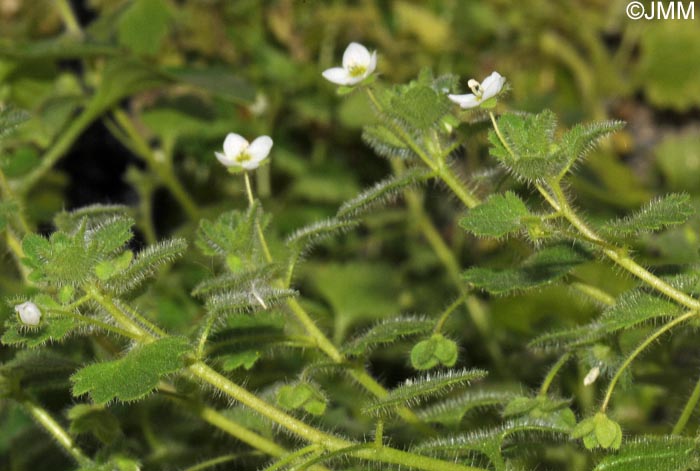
[[15, 301, 41, 326], [223, 133, 248, 158], [342, 42, 371, 69], [215, 151, 238, 167], [247, 136, 273, 163], [481, 72, 505, 100], [448, 93, 480, 109], [240, 160, 261, 170], [322, 67, 353, 85], [367, 50, 377, 75]]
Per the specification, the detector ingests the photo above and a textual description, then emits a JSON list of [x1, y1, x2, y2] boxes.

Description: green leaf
[[410, 334, 459, 370], [362, 124, 412, 160], [417, 388, 518, 427], [337, 168, 432, 217], [221, 351, 261, 371], [655, 132, 700, 193], [488, 110, 560, 182], [276, 382, 327, 416], [637, 21, 700, 111], [573, 413, 622, 450], [2, 317, 76, 348], [459, 192, 531, 238], [560, 120, 625, 170], [600, 194, 694, 237], [594, 436, 698, 471], [285, 217, 359, 254], [342, 316, 433, 356], [163, 67, 256, 104], [463, 244, 590, 294], [67, 404, 122, 444], [390, 85, 452, 131], [71, 337, 191, 404], [105, 239, 187, 295], [363, 368, 487, 417], [117, 0, 171, 56]]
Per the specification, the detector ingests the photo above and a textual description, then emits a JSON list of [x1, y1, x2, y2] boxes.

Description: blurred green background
[[1, 0, 700, 469]]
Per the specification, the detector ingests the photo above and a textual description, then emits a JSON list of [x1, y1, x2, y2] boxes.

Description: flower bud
[[15, 301, 42, 326]]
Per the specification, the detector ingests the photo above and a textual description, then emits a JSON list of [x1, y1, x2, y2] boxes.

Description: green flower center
[[236, 152, 252, 163]]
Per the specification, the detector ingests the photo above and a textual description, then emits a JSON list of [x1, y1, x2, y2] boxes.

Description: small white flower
[[15, 301, 41, 326], [448, 71, 506, 109], [583, 365, 601, 386], [322, 42, 377, 86], [215, 133, 273, 170]]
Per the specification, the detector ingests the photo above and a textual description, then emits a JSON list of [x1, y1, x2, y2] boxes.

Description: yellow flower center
[[348, 64, 367, 78]]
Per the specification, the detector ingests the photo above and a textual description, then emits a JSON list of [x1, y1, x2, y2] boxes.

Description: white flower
[[215, 133, 273, 170], [15, 301, 41, 326], [448, 71, 506, 109], [322, 42, 377, 86], [583, 366, 601, 386]]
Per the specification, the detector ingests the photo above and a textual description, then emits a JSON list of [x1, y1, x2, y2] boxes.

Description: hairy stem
[[543, 181, 700, 312], [539, 352, 572, 396], [21, 398, 91, 465], [601, 310, 697, 412]]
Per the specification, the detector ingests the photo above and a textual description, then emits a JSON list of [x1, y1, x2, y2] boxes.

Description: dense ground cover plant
[[1, 1, 700, 470]]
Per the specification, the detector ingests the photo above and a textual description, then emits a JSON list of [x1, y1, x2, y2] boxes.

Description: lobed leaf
[[191, 264, 283, 298], [459, 192, 531, 238], [600, 194, 695, 238], [71, 337, 191, 404], [463, 244, 590, 294], [363, 368, 487, 417]]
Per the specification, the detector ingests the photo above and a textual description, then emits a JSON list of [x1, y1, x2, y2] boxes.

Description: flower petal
[[448, 93, 480, 109], [223, 133, 248, 158], [368, 50, 377, 75], [240, 160, 262, 170], [342, 42, 371, 69], [215, 151, 238, 167], [322, 67, 353, 85], [247, 136, 273, 163], [481, 72, 505, 100]]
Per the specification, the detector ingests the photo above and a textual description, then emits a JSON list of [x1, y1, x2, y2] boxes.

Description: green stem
[[183, 454, 255, 471], [86, 287, 155, 340], [673, 373, 700, 435], [544, 181, 700, 312], [244, 172, 274, 263], [21, 398, 91, 465], [434, 296, 465, 334], [20, 108, 95, 196], [365, 87, 479, 208], [569, 281, 616, 306], [54, 0, 83, 37], [112, 110, 199, 221], [260, 445, 319, 471], [49, 307, 139, 339], [601, 310, 697, 412], [539, 352, 572, 396]]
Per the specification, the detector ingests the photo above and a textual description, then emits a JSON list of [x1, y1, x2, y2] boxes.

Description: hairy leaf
[[71, 337, 191, 404], [460, 192, 531, 238], [600, 194, 694, 237], [417, 388, 519, 427], [363, 368, 487, 417], [594, 436, 698, 471], [342, 316, 433, 356], [337, 168, 432, 217], [463, 244, 590, 294], [286, 217, 359, 253], [106, 238, 187, 295]]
